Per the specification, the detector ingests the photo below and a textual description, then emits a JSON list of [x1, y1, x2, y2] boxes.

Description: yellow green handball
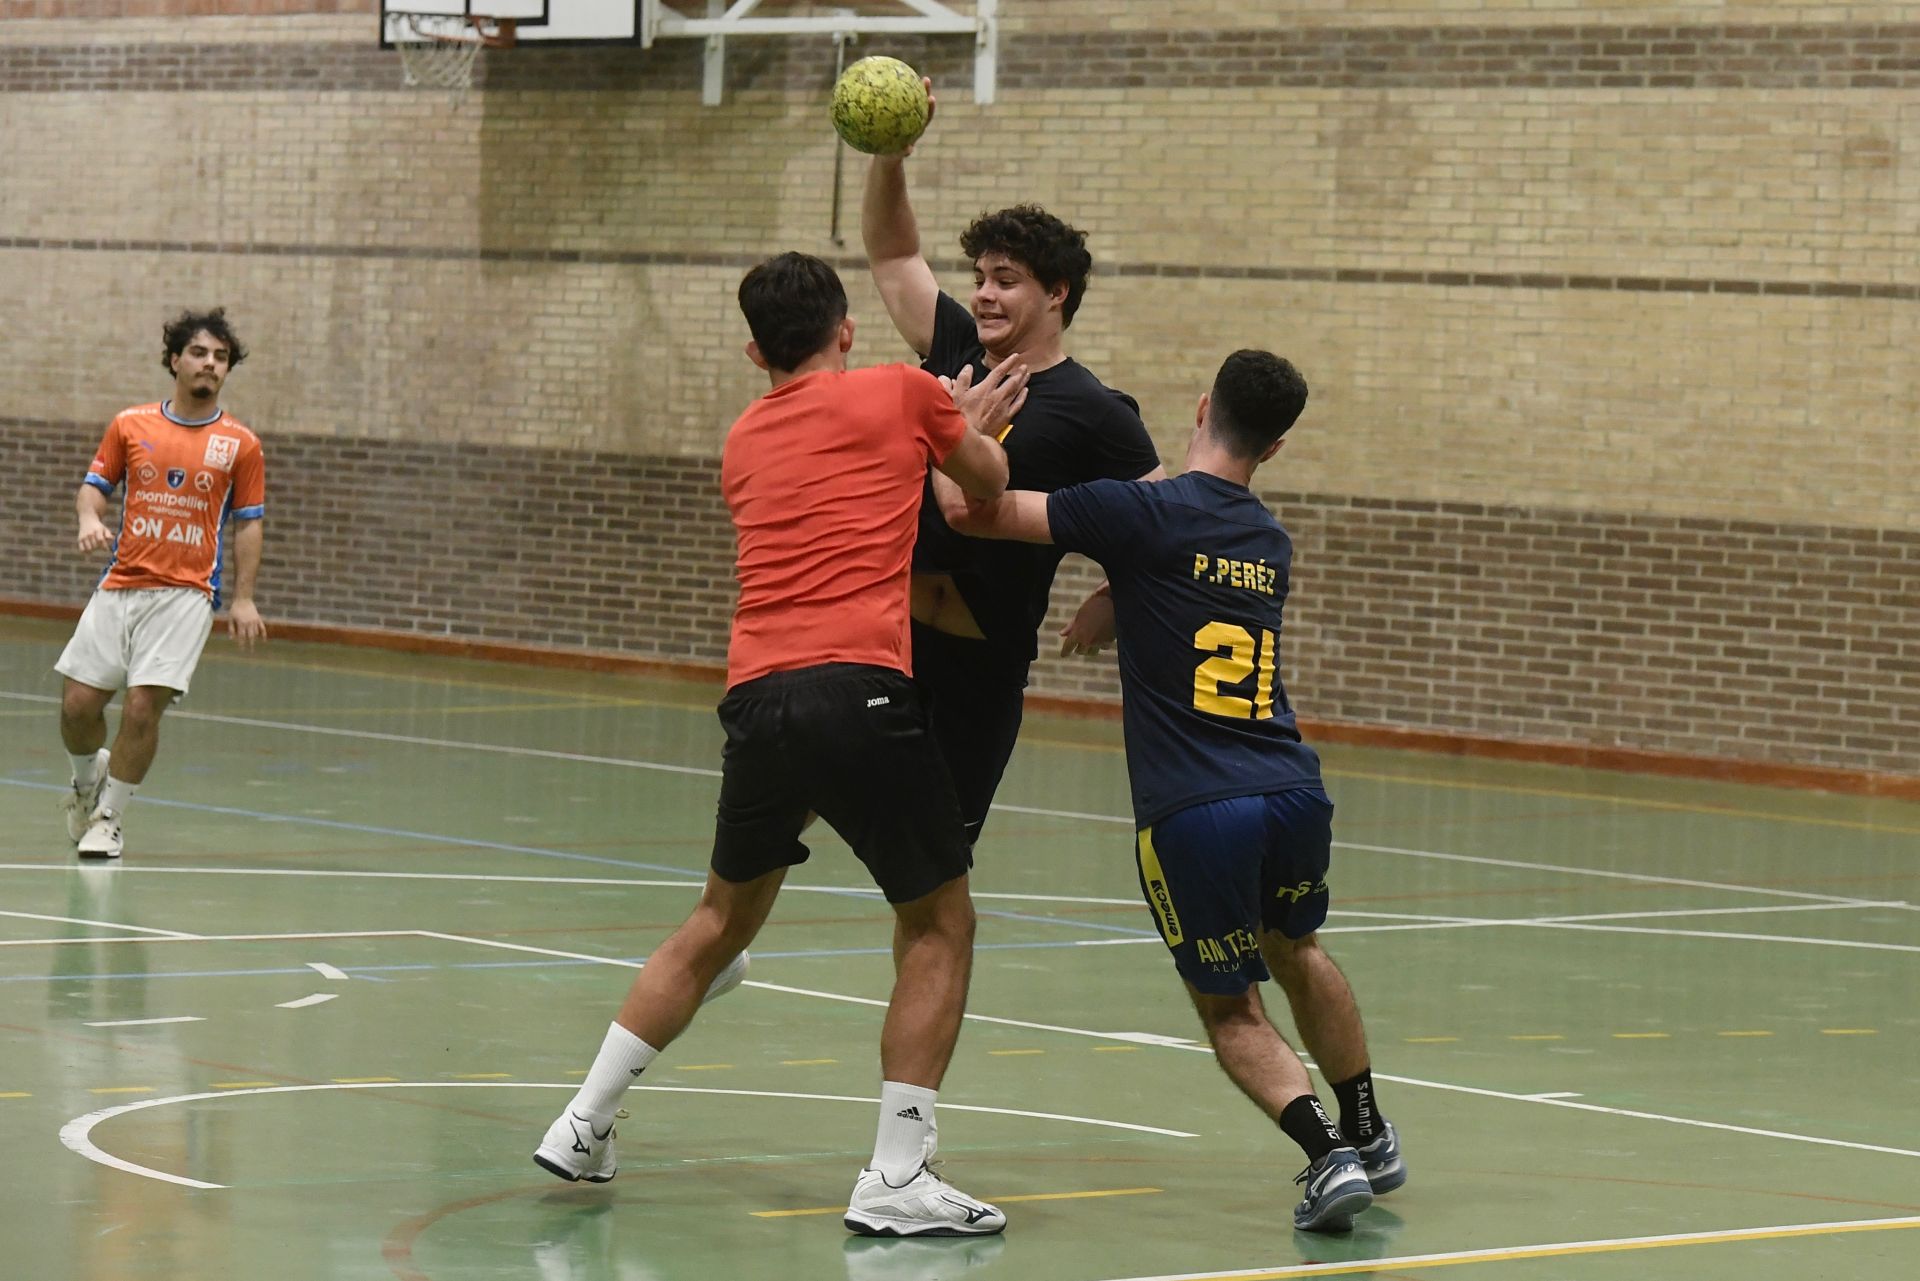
[[830, 56, 930, 156]]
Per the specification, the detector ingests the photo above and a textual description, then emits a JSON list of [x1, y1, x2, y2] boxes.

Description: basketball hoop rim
[[392, 13, 518, 50]]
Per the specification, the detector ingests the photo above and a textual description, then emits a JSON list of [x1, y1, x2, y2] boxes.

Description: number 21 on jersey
[[1193, 621, 1277, 720]]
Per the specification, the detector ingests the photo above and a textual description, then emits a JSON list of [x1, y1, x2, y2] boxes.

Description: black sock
[[1279, 1094, 1344, 1164], [1329, 1068, 1383, 1147]]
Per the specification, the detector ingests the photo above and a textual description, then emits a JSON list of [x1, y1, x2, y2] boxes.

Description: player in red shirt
[[56, 309, 267, 859], [535, 254, 1025, 1238]]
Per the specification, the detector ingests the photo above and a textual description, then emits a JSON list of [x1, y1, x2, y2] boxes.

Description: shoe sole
[[77, 848, 122, 860], [1294, 1183, 1374, 1233], [842, 1213, 1004, 1238], [533, 1150, 614, 1184], [1365, 1157, 1407, 1195]]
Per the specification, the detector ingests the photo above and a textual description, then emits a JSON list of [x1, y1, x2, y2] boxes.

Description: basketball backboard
[[379, 0, 641, 46]]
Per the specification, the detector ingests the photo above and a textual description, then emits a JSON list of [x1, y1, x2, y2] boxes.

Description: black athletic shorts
[[909, 621, 1029, 846], [711, 663, 972, 904]]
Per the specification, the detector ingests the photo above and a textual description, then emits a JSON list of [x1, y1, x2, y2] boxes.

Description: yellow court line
[[332, 1076, 400, 1084], [453, 1073, 514, 1080], [675, 1064, 733, 1072], [1822, 1028, 1878, 1035], [1093, 1045, 1140, 1053], [779, 1059, 838, 1067], [987, 1049, 1046, 1056], [210, 1081, 279, 1089], [1402, 1036, 1459, 1044], [752, 1186, 1162, 1219], [1149, 1215, 1920, 1280], [88, 1086, 152, 1095], [1613, 1033, 1672, 1040], [0, 1091, 31, 1098]]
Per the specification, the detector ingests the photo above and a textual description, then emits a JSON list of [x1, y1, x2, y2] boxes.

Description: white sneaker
[[62, 750, 111, 844], [534, 1108, 618, 1183], [703, 950, 749, 1003], [844, 1163, 1006, 1237], [76, 807, 124, 860]]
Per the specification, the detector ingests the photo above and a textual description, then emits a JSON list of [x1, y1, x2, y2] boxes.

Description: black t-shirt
[[916, 291, 1161, 664], [1047, 472, 1323, 826]]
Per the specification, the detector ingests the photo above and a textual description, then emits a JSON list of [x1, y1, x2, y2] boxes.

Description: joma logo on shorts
[[865, 696, 890, 708]]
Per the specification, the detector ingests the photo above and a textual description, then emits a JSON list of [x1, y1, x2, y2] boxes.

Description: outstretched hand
[[942, 358, 1029, 438]]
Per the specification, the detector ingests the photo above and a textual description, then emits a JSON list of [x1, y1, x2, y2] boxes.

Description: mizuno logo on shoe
[[569, 1113, 613, 1155], [941, 1196, 991, 1225], [895, 1105, 923, 1120]]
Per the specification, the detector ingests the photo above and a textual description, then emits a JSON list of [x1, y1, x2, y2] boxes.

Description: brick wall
[[1, 2, 1915, 781]]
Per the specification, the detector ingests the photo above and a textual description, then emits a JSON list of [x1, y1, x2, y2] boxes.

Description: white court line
[[0, 929, 428, 948], [1100, 1215, 1920, 1281], [60, 1080, 1194, 1190], [1335, 839, 1905, 909], [305, 962, 350, 980], [81, 1016, 204, 1028], [0, 863, 1132, 907], [0, 691, 723, 779], [276, 993, 338, 1009], [414, 931, 1920, 1162], [0, 908, 201, 939]]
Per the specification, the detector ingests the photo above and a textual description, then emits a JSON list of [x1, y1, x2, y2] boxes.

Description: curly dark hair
[[1208, 350, 1309, 460], [959, 204, 1094, 328], [161, 308, 247, 373]]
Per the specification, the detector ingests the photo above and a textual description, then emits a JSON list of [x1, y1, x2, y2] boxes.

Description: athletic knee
[[120, 688, 173, 733], [1191, 986, 1266, 1035]]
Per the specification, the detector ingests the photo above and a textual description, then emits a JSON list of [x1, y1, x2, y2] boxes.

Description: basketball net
[[392, 14, 515, 104]]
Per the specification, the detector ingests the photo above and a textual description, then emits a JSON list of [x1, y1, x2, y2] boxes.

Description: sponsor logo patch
[[166, 468, 186, 489], [203, 435, 240, 470], [193, 471, 215, 492], [136, 463, 158, 486]]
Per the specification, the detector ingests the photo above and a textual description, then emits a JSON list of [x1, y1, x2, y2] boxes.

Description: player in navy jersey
[[941, 350, 1406, 1234]]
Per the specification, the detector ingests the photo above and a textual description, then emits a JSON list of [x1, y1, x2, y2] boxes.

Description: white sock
[[871, 1081, 938, 1183], [570, 1022, 659, 1126], [70, 753, 101, 789], [98, 776, 138, 816]]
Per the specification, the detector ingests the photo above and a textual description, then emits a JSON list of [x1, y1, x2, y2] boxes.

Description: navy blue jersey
[[1047, 472, 1322, 826]]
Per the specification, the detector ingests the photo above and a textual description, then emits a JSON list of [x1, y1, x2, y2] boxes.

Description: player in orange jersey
[[56, 308, 267, 859]]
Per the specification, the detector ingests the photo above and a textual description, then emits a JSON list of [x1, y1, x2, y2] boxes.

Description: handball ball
[[831, 56, 930, 156]]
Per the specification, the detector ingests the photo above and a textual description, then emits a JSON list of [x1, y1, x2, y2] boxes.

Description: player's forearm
[[861, 156, 921, 263], [229, 519, 263, 604], [75, 484, 109, 527]]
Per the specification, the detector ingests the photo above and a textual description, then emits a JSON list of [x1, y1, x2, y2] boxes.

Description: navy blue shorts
[[1134, 788, 1335, 996]]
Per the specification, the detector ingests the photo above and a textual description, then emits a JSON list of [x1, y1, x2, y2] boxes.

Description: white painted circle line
[[61, 1081, 1195, 1190]]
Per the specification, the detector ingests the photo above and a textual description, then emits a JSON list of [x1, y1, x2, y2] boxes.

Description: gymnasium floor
[[0, 613, 1914, 1280]]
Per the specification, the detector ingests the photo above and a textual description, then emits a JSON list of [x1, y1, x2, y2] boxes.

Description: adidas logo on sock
[[895, 1105, 924, 1121], [629, 1067, 646, 1077]]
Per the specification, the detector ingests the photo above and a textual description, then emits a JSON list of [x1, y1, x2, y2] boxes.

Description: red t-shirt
[[722, 364, 969, 687]]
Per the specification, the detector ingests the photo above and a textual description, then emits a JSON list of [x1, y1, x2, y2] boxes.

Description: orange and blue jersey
[[83, 401, 265, 609]]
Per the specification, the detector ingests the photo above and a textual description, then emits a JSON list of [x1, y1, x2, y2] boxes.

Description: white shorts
[[56, 587, 215, 695]]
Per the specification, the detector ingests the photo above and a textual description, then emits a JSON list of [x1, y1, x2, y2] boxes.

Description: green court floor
[[1, 614, 1915, 1281]]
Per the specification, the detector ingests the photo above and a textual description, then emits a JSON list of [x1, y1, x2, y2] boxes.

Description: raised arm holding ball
[[860, 73, 1167, 853]]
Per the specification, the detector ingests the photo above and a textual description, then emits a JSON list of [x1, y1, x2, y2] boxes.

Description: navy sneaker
[[1355, 1120, 1406, 1194], [1292, 1147, 1373, 1232]]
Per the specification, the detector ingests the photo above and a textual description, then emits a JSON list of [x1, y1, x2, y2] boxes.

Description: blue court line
[[12, 938, 1145, 985], [0, 776, 1155, 939]]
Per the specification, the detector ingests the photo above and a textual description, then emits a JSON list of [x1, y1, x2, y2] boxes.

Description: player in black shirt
[[944, 351, 1407, 1234], [863, 84, 1164, 847]]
